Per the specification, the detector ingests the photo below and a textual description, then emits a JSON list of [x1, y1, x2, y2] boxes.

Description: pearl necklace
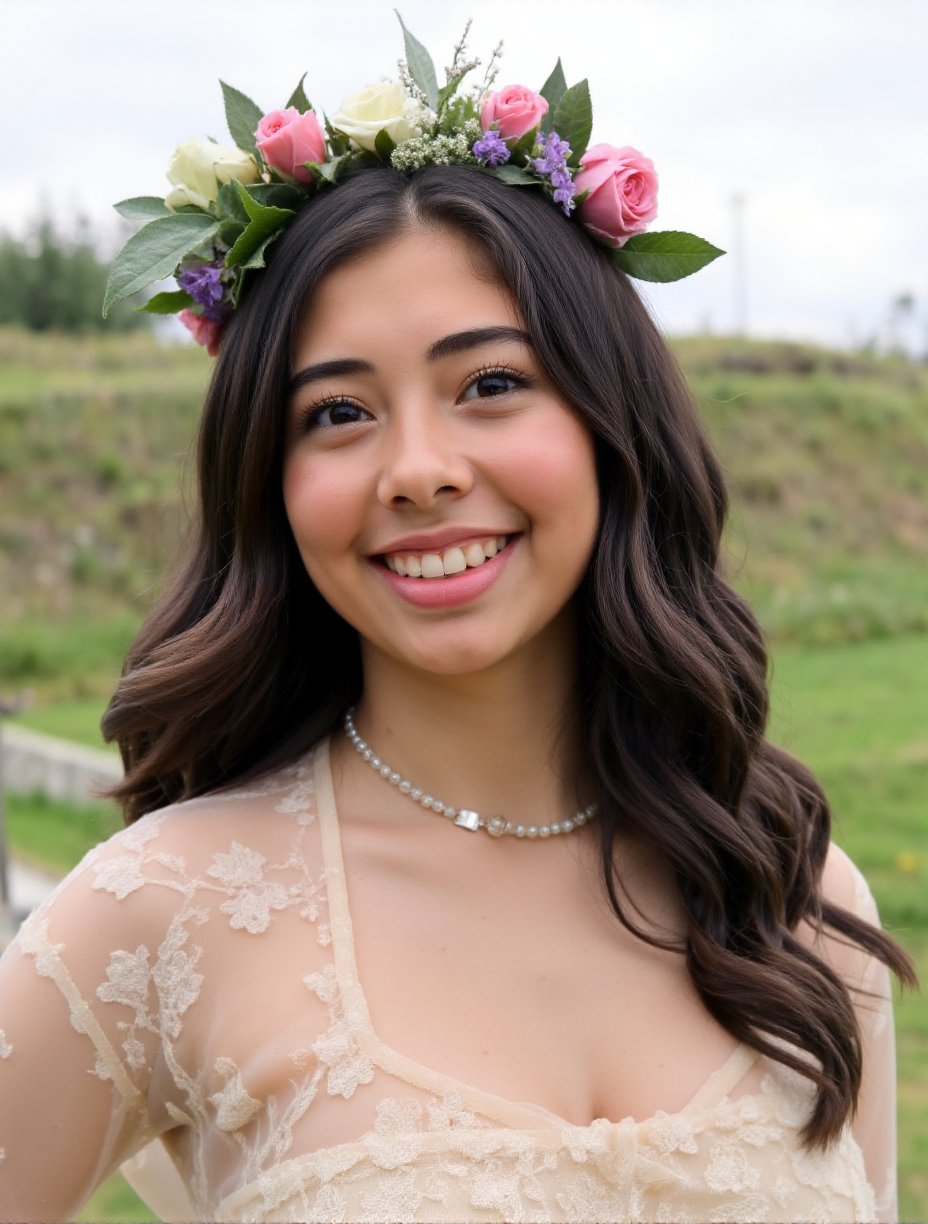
[[343, 707, 597, 840]]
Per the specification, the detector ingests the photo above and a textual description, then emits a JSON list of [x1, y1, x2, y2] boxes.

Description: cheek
[[282, 455, 362, 561], [500, 416, 599, 540]]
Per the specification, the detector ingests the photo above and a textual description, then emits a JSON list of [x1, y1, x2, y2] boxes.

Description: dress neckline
[[313, 739, 758, 1134]]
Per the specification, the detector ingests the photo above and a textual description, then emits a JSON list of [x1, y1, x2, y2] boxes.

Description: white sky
[[2, 0, 926, 348]]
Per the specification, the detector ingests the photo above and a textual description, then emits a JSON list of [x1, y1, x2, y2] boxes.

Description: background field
[[1, 327, 925, 1220]]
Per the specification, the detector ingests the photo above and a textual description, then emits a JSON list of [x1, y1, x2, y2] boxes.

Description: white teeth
[[442, 546, 467, 575], [384, 535, 511, 579], [420, 553, 444, 579]]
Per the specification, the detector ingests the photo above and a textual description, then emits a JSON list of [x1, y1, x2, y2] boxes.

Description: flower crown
[[103, 15, 723, 356]]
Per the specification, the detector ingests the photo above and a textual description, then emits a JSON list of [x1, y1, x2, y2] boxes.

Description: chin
[[396, 643, 511, 678]]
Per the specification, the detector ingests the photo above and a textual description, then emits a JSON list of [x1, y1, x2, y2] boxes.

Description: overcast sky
[[2, 0, 925, 349]]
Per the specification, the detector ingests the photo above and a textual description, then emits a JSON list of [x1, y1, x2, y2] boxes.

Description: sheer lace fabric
[[0, 741, 897, 1222]]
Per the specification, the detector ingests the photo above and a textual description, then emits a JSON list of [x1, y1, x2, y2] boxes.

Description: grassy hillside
[[677, 335, 928, 644]]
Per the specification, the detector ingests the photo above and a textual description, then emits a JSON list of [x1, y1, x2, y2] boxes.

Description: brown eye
[[461, 369, 527, 401], [304, 399, 371, 429]]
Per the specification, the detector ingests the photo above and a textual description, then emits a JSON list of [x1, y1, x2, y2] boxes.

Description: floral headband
[[103, 16, 723, 355]]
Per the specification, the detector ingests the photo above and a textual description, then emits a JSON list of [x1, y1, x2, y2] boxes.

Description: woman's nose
[[375, 411, 474, 509]]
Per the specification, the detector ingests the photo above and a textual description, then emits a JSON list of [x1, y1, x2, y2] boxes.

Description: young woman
[[0, 39, 915, 1222]]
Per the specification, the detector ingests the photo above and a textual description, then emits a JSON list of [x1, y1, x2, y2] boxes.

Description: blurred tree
[[0, 216, 149, 333]]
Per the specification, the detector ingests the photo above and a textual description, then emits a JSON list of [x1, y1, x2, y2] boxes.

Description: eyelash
[[297, 365, 532, 432]]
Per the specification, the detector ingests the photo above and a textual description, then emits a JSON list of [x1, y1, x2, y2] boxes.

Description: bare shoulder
[[802, 842, 887, 996], [20, 756, 322, 950], [819, 841, 881, 925]]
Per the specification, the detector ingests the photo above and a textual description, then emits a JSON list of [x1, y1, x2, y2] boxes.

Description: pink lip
[[372, 526, 516, 555], [373, 538, 517, 609]]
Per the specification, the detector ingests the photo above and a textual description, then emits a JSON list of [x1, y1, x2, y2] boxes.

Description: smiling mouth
[[380, 535, 513, 579]]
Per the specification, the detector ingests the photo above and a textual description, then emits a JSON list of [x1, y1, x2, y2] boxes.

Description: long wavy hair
[[103, 163, 914, 1147]]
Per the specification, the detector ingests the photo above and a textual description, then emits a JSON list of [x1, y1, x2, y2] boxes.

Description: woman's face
[[282, 227, 600, 677]]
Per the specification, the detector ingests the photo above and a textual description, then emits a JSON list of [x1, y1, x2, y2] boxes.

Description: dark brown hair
[[103, 163, 915, 1146]]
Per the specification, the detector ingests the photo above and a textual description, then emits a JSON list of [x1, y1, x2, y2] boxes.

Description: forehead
[[293, 228, 523, 363]]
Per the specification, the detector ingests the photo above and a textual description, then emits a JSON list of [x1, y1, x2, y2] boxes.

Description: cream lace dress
[[0, 741, 897, 1222]]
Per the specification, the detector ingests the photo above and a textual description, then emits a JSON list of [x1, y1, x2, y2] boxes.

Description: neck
[[351, 614, 589, 826]]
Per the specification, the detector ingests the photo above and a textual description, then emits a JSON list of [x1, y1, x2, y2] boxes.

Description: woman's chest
[[337, 821, 746, 1128]]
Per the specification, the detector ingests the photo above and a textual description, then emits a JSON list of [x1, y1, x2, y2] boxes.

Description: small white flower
[[220, 882, 290, 933], [207, 841, 267, 889], [93, 856, 145, 900], [97, 946, 153, 1024]]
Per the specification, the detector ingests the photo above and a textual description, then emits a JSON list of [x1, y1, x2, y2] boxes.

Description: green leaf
[[246, 182, 305, 210], [224, 179, 295, 266], [238, 233, 281, 271], [114, 196, 171, 222], [138, 289, 193, 315], [308, 153, 351, 185], [437, 65, 471, 116], [324, 115, 351, 156], [214, 182, 251, 223], [553, 79, 593, 165], [103, 213, 219, 316], [611, 231, 725, 283], [508, 129, 539, 164], [286, 74, 312, 113], [539, 60, 567, 133], [221, 80, 264, 158], [395, 10, 439, 109], [219, 220, 247, 248], [492, 165, 539, 186], [374, 129, 396, 161]]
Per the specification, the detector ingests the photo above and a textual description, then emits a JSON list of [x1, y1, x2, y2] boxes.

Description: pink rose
[[255, 107, 326, 183], [179, 309, 224, 357], [480, 85, 548, 142], [574, 144, 659, 248]]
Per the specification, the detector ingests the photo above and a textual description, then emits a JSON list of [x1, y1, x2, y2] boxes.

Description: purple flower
[[177, 262, 226, 310], [532, 130, 572, 176], [529, 129, 577, 215], [552, 181, 578, 215], [472, 130, 511, 167]]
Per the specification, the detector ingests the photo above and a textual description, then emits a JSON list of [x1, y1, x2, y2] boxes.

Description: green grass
[[12, 696, 114, 749], [770, 634, 927, 1220], [78, 1173, 155, 1224], [0, 614, 139, 703], [7, 792, 122, 874]]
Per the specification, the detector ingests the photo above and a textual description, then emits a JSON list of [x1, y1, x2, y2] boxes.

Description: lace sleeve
[[819, 845, 899, 1224], [0, 820, 175, 1221]]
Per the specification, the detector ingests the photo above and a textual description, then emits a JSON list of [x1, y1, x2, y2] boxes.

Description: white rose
[[165, 138, 259, 211], [330, 81, 421, 153]]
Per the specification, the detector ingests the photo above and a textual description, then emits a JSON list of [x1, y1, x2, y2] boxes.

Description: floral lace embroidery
[[2, 748, 886, 1221]]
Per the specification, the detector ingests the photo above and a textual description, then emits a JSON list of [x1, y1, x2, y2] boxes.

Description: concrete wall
[[1, 724, 122, 807]]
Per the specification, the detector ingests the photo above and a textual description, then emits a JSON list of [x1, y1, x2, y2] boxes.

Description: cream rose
[[330, 81, 420, 153], [166, 138, 259, 211]]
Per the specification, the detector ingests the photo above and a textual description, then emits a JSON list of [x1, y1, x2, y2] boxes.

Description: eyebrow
[[288, 326, 533, 395]]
